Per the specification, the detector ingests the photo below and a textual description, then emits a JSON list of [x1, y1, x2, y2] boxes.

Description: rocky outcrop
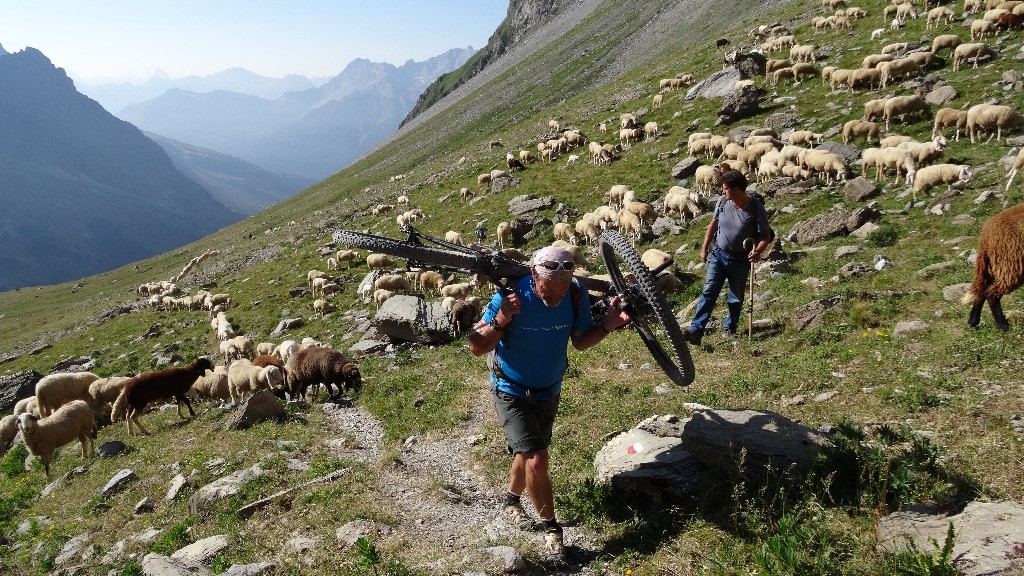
[[374, 296, 454, 344], [402, 0, 574, 124], [0, 371, 43, 413]]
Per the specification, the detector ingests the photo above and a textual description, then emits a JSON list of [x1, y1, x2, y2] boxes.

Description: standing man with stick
[[684, 170, 772, 345]]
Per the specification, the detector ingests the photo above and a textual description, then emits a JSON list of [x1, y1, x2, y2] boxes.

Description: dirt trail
[[322, 387, 602, 574]]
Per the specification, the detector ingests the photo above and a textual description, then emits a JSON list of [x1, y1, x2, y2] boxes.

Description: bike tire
[[599, 231, 694, 387], [334, 229, 482, 271]]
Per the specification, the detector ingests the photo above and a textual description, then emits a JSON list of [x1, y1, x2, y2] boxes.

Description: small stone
[[134, 497, 154, 514]]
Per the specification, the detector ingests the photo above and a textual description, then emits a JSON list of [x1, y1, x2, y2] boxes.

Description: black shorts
[[492, 389, 560, 455]]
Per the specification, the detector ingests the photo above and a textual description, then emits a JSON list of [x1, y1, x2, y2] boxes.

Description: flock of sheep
[[2, 265, 369, 482], [8, 0, 1024, 486]]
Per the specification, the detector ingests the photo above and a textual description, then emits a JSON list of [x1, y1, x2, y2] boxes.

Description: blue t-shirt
[[481, 275, 593, 400], [713, 194, 771, 253]]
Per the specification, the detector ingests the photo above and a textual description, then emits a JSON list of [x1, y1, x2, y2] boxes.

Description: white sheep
[[926, 6, 956, 27], [883, 95, 931, 131], [863, 98, 889, 122], [953, 42, 997, 71], [190, 366, 230, 403], [553, 222, 577, 244], [880, 42, 909, 56], [1, 415, 19, 456], [971, 18, 998, 40], [896, 136, 948, 167], [366, 253, 395, 271], [644, 121, 659, 140], [787, 131, 822, 146], [17, 400, 96, 480], [932, 108, 968, 142], [35, 372, 100, 417], [444, 231, 465, 246], [313, 298, 334, 317], [879, 58, 922, 88], [496, 222, 512, 249], [880, 135, 917, 148], [373, 288, 395, 309], [87, 376, 131, 416], [418, 270, 446, 295], [664, 186, 703, 222], [256, 342, 276, 356], [373, 274, 411, 294], [1005, 148, 1024, 191], [616, 209, 642, 243], [13, 396, 40, 418], [966, 103, 1024, 142], [273, 340, 298, 364], [693, 165, 722, 193], [227, 359, 284, 404], [931, 34, 962, 55], [910, 164, 974, 201], [440, 282, 473, 300], [843, 120, 881, 144]]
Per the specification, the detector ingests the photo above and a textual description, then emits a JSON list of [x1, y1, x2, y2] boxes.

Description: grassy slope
[[2, 0, 1024, 573]]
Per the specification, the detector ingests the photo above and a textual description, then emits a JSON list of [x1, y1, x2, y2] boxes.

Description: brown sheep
[[286, 347, 362, 401], [111, 357, 213, 435], [963, 203, 1024, 329]]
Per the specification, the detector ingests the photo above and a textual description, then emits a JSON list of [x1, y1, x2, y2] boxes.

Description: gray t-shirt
[[713, 194, 771, 253]]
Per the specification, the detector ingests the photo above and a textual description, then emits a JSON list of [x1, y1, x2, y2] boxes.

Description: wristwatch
[[488, 317, 507, 332]]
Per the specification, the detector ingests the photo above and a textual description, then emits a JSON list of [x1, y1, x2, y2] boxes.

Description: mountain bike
[[332, 227, 694, 386]]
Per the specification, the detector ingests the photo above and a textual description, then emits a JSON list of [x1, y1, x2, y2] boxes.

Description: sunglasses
[[536, 260, 575, 272]]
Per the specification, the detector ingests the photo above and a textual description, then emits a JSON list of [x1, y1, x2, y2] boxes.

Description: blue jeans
[[689, 248, 750, 335]]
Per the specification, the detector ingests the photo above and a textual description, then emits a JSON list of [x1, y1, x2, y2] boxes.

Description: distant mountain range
[[0, 48, 239, 291], [75, 68, 322, 114], [116, 48, 476, 180]]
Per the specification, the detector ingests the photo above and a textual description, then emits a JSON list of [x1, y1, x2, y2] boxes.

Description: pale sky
[[0, 1, 509, 81]]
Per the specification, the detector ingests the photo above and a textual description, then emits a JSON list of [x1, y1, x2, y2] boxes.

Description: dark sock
[[543, 518, 561, 532], [504, 491, 521, 506]]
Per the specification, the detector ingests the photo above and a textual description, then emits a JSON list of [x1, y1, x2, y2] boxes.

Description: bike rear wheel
[[599, 231, 694, 387]]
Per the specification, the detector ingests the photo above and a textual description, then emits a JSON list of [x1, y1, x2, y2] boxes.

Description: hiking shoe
[[542, 527, 566, 562], [682, 328, 702, 346], [503, 501, 533, 530]]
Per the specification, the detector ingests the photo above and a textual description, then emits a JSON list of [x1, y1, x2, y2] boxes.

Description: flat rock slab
[[188, 464, 266, 516], [878, 501, 1024, 576], [101, 469, 137, 498], [141, 552, 210, 576], [171, 534, 228, 564]]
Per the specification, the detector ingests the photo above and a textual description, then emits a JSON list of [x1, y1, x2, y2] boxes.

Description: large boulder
[[224, 390, 285, 431], [681, 409, 827, 481], [732, 52, 768, 78], [594, 415, 716, 506], [789, 207, 853, 245], [374, 295, 454, 344], [0, 371, 43, 413], [671, 157, 702, 179], [686, 68, 744, 99], [596, 411, 828, 505], [508, 194, 554, 215], [717, 85, 764, 125]]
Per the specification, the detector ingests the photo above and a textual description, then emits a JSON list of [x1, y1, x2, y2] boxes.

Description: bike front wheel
[[599, 231, 694, 387]]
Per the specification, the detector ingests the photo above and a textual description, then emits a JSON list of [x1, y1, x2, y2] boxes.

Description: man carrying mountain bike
[[468, 245, 631, 562]]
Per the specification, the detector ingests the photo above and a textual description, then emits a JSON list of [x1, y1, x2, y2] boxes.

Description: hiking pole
[[743, 238, 755, 342]]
